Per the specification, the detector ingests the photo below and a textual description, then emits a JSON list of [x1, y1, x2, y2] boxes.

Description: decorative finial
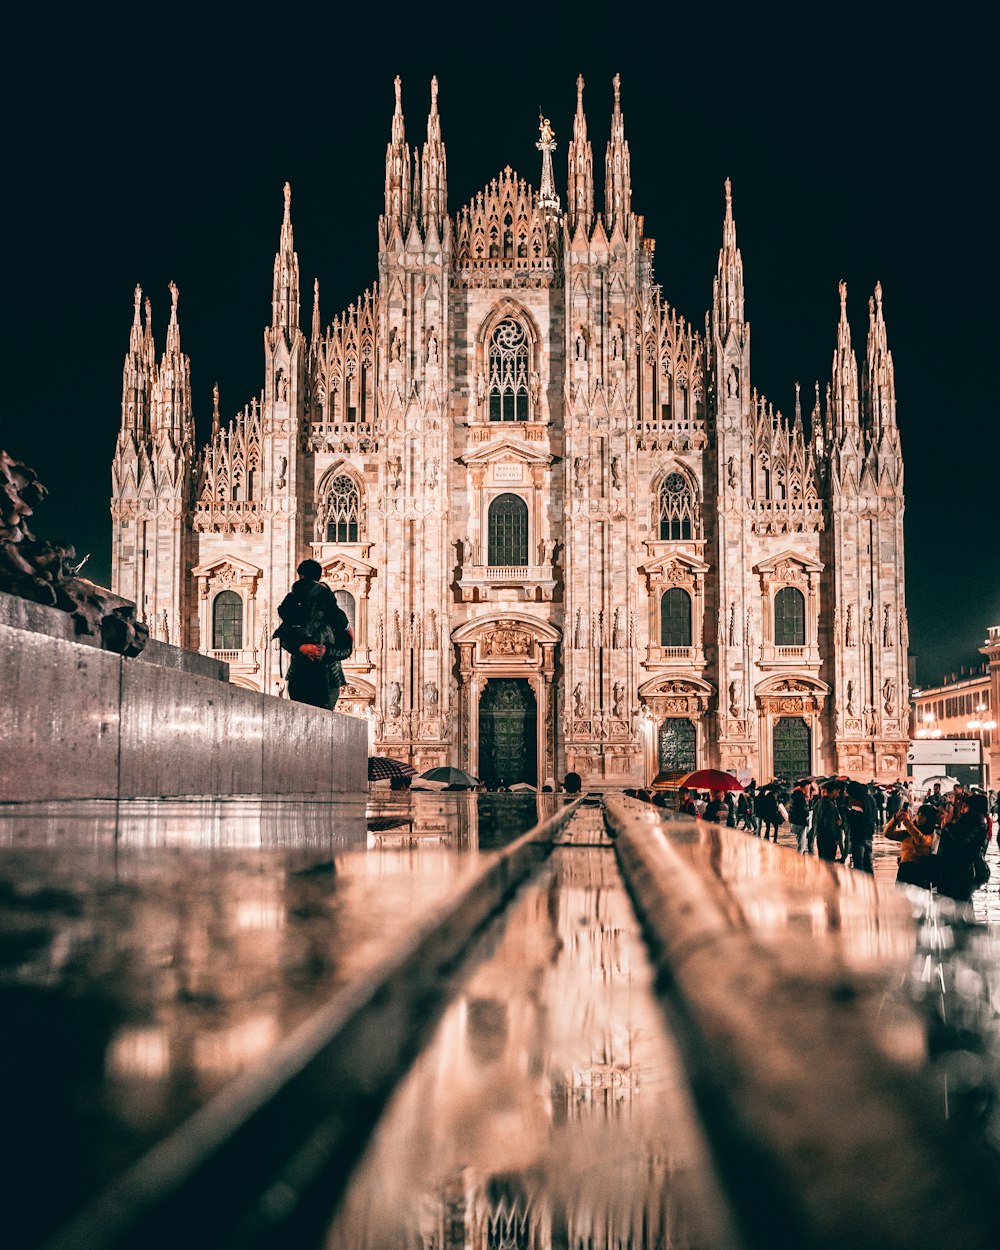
[[430, 75, 438, 108], [394, 75, 402, 108], [874, 280, 883, 307], [168, 280, 179, 315], [577, 73, 584, 103], [839, 279, 847, 308], [283, 181, 291, 221], [725, 176, 732, 205], [144, 296, 152, 325], [613, 72, 621, 106], [133, 284, 142, 320]]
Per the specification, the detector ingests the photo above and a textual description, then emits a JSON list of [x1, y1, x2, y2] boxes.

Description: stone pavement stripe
[[603, 794, 999, 1250], [41, 798, 584, 1250]]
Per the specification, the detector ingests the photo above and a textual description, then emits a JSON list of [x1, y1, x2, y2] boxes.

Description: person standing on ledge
[[276, 559, 350, 710]]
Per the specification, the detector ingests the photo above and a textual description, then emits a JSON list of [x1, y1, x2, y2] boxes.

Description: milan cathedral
[[111, 74, 909, 787]]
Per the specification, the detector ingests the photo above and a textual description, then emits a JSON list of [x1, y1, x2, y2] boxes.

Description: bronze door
[[773, 716, 811, 782], [658, 718, 697, 773], [479, 679, 537, 787]]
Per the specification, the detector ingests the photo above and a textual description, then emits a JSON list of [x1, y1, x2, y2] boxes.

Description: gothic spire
[[154, 281, 192, 446], [383, 75, 412, 235], [862, 280, 896, 441], [311, 278, 321, 348], [566, 73, 593, 235], [271, 182, 300, 336], [831, 279, 860, 437], [421, 75, 447, 236], [536, 112, 560, 218], [120, 284, 153, 439], [712, 178, 745, 336], [603, 73, 631, 234], [212, 383, 220, 439]]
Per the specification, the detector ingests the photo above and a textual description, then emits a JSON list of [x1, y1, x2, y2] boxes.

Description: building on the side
[[110, 74, 911, 788], [911, 631, 999, 789]]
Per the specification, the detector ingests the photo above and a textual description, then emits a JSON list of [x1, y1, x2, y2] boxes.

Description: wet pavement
[[2, 793, 998, 1249], [0, 792, 555, 1248]]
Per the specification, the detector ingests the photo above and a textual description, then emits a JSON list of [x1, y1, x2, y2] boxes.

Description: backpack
[[329, 611, 354, 660]]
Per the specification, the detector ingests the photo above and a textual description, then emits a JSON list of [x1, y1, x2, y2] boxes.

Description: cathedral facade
[[111, 75, 910, 788]]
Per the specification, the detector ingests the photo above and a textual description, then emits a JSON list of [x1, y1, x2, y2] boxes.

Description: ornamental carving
[[482, 627, 531, 657]]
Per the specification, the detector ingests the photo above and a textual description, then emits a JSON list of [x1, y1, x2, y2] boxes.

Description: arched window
[[656, 471, 698, 540], [488, 318, 529, 422], [774, 586, 805, 646], [660, 588, 692, 647], [488, 493, 528, 566], [334, 589, 356, 637], [212, 591, 242, 650], [324, 475, 360, 543]]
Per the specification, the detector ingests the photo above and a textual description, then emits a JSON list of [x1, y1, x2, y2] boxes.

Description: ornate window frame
[[652, 466, 702, 542], [317, 552, 377, 670], [470, 301, 545, 435], [639, 551, 709, 666], [456, 439, 556, 602], [314, 461, 367, 547], [190, 555, 263, 672], [754, 550, 824, 669]]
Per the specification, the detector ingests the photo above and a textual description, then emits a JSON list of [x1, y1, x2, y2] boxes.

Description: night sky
[[4, 10, 994, 687]]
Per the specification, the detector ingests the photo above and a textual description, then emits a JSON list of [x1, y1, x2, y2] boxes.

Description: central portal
[[478, 678, 537, 788]]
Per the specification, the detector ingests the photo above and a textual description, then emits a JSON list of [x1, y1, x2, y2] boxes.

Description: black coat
[[277, 580, 349, 708]]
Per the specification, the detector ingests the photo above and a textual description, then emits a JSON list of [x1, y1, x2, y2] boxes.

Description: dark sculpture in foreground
[[0, 449, 148, 655]]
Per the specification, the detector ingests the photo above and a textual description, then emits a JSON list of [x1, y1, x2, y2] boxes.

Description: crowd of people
[[629, 778, 997, 904]]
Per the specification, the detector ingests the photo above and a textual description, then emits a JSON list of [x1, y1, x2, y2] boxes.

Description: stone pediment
[[638, 674, 714, 699], [191, 554, 262, 580], [640, 551, 710, 579], [755, 674, 830, 697], [459, 439, 554, 468], [451, 613, 562, 646], [754, 549, 824, 577], [320, 552, 376, 585]]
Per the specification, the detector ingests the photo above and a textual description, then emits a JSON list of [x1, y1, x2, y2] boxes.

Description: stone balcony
[[457, 562, 557, 602]]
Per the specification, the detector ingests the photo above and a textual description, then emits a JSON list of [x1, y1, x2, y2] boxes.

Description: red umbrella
[[367, 756, 417, 782], [672, 768, 744, 792]]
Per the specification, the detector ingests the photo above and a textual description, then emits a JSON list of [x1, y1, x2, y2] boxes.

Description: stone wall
[[0, 615, 367, 801]]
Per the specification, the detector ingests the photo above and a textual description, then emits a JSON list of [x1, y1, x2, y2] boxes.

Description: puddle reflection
[[0, 792, 563, 1246], [327, 810, 731, 1250]]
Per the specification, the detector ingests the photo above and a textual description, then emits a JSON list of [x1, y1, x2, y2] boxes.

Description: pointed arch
[[652, 465, 701, 540], [316, 461, 364, 543]]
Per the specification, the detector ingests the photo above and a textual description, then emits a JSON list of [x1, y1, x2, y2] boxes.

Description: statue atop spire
[[536, 112, 560, 218]]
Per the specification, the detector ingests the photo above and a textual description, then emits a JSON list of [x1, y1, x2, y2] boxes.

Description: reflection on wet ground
[[0, 792, 556, 1248], [2, 792, 999, 1248], [326, 804, 730, 1250]]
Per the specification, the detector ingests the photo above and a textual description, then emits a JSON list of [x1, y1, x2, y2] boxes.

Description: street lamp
[[916, 710, 942, 739]]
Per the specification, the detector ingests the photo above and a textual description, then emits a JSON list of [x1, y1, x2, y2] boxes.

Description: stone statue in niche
[[612, 682, 625, 718], [846, 679, 856, 716], [862, 608, 873, 647], [426, 326, 438, 363], [728, 679, 742, 717], [575, 329, 587, 360], [727, 368, 739, 398], [612, 608, 624, 649], [883, 678, 896, 715], [727, 456, 736, 489], [611, 456, 624, 490], [529, 372, 540, 405], [864, 705, 879, 737], [424, 681, 438, 708], [574, 609, 585, 649], [845, 605, 856, 647], [387, 682, 402, 718], [610, 324, 623, 359], [391, 610, 402, 650], [728, 602, 737, 647], [573, 682, 586, 717], [425, 610, 437, 649], [574, 457, 586, 493], [883, 604, 894, 647]]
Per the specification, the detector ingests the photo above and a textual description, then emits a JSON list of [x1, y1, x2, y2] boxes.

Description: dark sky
[[3, 9, 995, 687]]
